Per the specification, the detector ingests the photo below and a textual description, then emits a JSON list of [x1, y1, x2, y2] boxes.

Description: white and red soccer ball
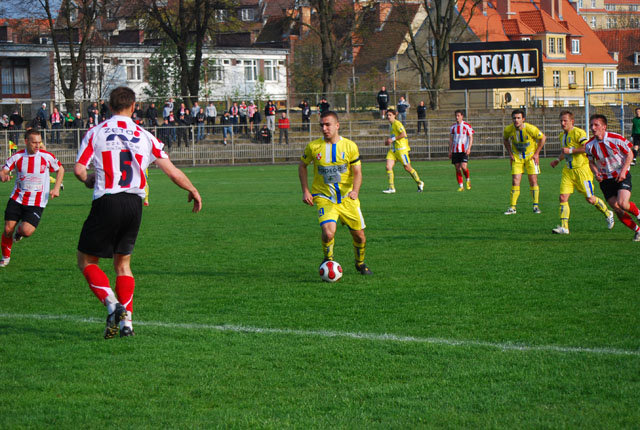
[[319, 260, 343, 282]]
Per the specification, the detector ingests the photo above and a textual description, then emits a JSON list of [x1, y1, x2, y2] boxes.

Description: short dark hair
[[511, 108, 526, 118], [320, 110, 339, 123], [25, 128, 41, 141], [454, 109, 464, 116], [386, 108, 397, 116], [559, 110, 574, 120], [590, 114, 608, 126], [109, 86, 136, 113]]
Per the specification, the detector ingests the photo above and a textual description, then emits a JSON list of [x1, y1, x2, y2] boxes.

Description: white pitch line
[[1, 312, 638, 357]]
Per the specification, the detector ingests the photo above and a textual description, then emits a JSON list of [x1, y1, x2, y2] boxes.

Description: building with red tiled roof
[[594, 29, 640, 103], [577, 0, 640, 30]]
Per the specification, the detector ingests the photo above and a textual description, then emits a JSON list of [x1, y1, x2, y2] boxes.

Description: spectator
[[86, 115, 96, 130], [196, 108, 205, 141], [36, 103, 48, 129], [176, 113, 189, 148], [163, 99, 174, 119], [248, 101, 257, 137], [278, 111, 290, 145], [377, 86, 389, 119], [176, 102, 187, 117], [191, 101, 201, 118], [99, 99, 110, 120], [72, 112, 83, 146], [184, 108, 193, 142], [9, 109, 23, 129], [252, 108, 262, 141], [167, 112, 177, 143], [64, 111, 75, 129], [417, 101, 427, 134], [299, 100, 311, 132], [146, 103, 158, 127], [0, 114, 8, 129], [230, 102, 239, 134], [317, 98, 330, 115], [157, 118, 173, 151], [205, 102, 217, 134], [50, 107, 62, 144], [221, 111, 233, 145], [397, 96, 410, 124], [259, 124, 271, 144], [134, 103, 144, 121], [265, 100, 276, 134], [87, 102, 99, 125], [239, 101, 248, 136], [131, 111, 142, 126]]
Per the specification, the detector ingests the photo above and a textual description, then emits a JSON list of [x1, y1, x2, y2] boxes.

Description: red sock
[[1, 234, 12, 259], [456, 171, 463, 186], [617, 212, 639, 232], [115, 276, 135, 313], [83, 264, 113, 304], [463, 169, 470, 180], [628, 201, 639, 217]]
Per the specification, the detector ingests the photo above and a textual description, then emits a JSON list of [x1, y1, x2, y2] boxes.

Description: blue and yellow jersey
[[301, 136, 361, 204], [503, 123, 543, 160], [559, 127, 588, 170], [390, 120, 410, 152]]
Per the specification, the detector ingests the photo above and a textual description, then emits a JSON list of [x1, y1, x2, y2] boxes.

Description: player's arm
[[617, 146, 634, 182], [562, 139, 587, 155], [533, 133, 546, 162], [298, 160, 313, 206], [466, 132, 473, 155], [589, 158, 602, 182], [155, 158, 202, 212], [448, 133, 453, 158], [348, 164, 362, 200], [0, 167, 11, 182], [502, 137, 514, 161], [74, 162, 95, 188], [50, 164, 65, 198]]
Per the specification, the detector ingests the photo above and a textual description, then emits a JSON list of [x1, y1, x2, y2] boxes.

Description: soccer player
[[502, 108, 546, 214], [0, 129, 64, 267], [382, 109, 424, 194], [549, 111, 614, 234], [585, 114, 640, 241], [298, 110, 372, 275], [631, 107, 640, 166], [449, 110, 474, 191], [75, 86, 202, 338]]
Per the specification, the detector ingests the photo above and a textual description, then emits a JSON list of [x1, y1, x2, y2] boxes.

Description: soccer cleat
[[355, 262, 373, 275], [417, 181, 424, 192], [457, 187, 464, 192], [466, 181, 471, 190], [0, 257, 9, 267], [120, 326, 135, 337], [382, 188, 396, 194], [13, 223, 23, 242], [143, 201, 149, 207], [504, 207, 517, 215], [104, 303, 127, 339], [552, 226, 570, 235], [533, 206, 542, 214], [606, 211, 615, 230], [634, 231, 640, 242]]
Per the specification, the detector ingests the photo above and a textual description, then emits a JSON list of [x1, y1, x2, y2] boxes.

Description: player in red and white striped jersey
[[585, 114, 640, 241], [448, 110, 474, 191], [0, 129, 64, 267], [75, 86, 202, 339]]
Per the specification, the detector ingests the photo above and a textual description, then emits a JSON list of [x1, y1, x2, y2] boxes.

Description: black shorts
[[633, 135, 640, 147], [4, 199, 44, 228], [379, 104, 388, 110], [78, 193, 143, 258], [451, 152, 469, 165], [599, 174, 632, 201]]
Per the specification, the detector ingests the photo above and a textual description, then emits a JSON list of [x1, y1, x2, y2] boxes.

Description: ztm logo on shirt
[[106, 130, 141, 144]]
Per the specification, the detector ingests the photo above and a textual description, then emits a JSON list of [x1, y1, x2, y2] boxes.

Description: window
[[591, 17, 597, 27], [605, 70, 616, 88], [617, 78, 626, 89], [631, 5, 638, 11], [549, 37, 556, 54], [605, 4, 615, 10], [586, 71, 594, 88], [1, 59, 30, 96], [557, 37, 564, 54], [591, 0, 596, 7], [631, 18, 639, 27], [85, 58, 101, 83], [263, 60, 278, 81], [208, 58, 224, 81], [568, 70, 576, 84], [60, 58, 73, 82], [244, 60, 257, 81], [553, 70, 561, 88], [240, 8, 254, 21], [215, 9, 229, 22], [630, 78, 640, 89], [125, 59, 142, 81], [578, 0, 583, 8], [635, 52, 640, 65], [571, 39, 581, 53], [607, 17, 617, 28]]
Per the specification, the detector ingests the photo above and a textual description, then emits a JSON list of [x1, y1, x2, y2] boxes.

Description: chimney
[[556, 0, 563, 20], [496, 0, 514, 16], [0, 25, 12, 43], [300, 6, 310, 27], [378, 2, 392, 26], [541, 0, 556, 18], [482, 0, 488, 15]]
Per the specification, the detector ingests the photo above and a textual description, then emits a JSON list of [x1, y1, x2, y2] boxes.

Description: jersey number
[[102, 150, 145, 189]]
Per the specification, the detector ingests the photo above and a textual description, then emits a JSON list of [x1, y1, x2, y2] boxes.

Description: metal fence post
[[427, 119, 431, 160]]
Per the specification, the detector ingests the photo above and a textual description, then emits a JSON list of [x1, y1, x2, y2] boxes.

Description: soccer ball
[[319, 260, 343, 282]]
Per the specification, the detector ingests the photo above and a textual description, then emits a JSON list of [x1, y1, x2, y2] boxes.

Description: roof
[[595, 28, 640, 72]]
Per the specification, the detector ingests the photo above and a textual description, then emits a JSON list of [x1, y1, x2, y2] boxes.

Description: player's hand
[[50, 188, 60, 199], [616, 171, 627, 182], [188, 190, 202, 213], [550, 159, 559, 168], [347, 190, 358, 200], [385, 138, 392, 146], [84, 173, 96, 188], [595, 173, 603, 182], [448, 152, 452, 159], [302, 190, 313, 206], [562, 147, 571, 155], [465, 149, 471, 156], [533, 154, 540, 165]]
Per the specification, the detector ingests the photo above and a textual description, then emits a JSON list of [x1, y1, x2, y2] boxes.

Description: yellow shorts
[[386, 149, 411, 165], [560, 167, 595, 197], [315, 196, 366, 231], [511, 157, 540, 175]]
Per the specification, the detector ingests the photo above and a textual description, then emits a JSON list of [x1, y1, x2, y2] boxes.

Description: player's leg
[[461, 161, 470, 189], [527, 159, 541, 213], [1, 219, 18, 266], [383, 156, 396, 193], [454, 162, 464, 190], [505, 171, 522, 214], [320, 221, 337, 263], [114, 253, 135, 337], [401, 153, 424, 192], [340, 198, 371, 275], [610, 190, 640, 240], [578, 171, 614, 229]]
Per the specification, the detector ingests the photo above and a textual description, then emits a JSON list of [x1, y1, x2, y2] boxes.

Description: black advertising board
[[449, 41, 543, 90]]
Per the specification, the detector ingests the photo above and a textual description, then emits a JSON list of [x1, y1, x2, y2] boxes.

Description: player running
[[0, 129, 64, 267], [502, 109, 546, 214], [549, 110, 614, 234], [298, 110, 372, 275], [382, 109, 424, 194], [585, 114, 640, 241], [449, 110, 474, 191], [75, 86, 202, 338]]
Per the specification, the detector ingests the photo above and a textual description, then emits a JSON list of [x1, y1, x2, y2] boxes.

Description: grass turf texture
[[1, 159, 638, 428]]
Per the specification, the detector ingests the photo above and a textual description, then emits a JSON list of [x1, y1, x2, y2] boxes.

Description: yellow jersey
[[301, 136, 361, 204], [390, 120, 410, 152], [503, 123, 543, 160], [559, 127, 588, 170]]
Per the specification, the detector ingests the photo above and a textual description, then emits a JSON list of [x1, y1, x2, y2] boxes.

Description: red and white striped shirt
[[76, 115, 168, 200], [450, 121, 474, 153], [3, 149, 62, 208], [584, 131, 633, 180]]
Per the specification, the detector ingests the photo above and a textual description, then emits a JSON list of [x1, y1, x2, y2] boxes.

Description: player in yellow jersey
[[549, 110, 614, 234], [382, 109, 424, 194], [502, 108, 546, 214], [298, 111, 372, 275]]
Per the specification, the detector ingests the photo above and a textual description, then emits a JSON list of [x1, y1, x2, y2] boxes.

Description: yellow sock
[[387, 170, 395, 189], [353, 240, 365, 266], [560, 202, 570, 229], [530, 186, 540, 205], [510, 186, 520, 208], [322, 238, 335, 261], [409, 169, 421, 184], [592, 196, 609, 215]]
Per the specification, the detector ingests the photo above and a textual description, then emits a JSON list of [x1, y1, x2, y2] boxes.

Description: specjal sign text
[[449, 41, 543, 90]]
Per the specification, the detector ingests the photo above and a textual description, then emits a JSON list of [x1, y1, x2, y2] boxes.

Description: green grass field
[[1, 159, 639, 428]]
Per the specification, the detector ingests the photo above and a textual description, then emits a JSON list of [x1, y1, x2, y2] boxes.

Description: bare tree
[[393, 0, 482, 109]]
